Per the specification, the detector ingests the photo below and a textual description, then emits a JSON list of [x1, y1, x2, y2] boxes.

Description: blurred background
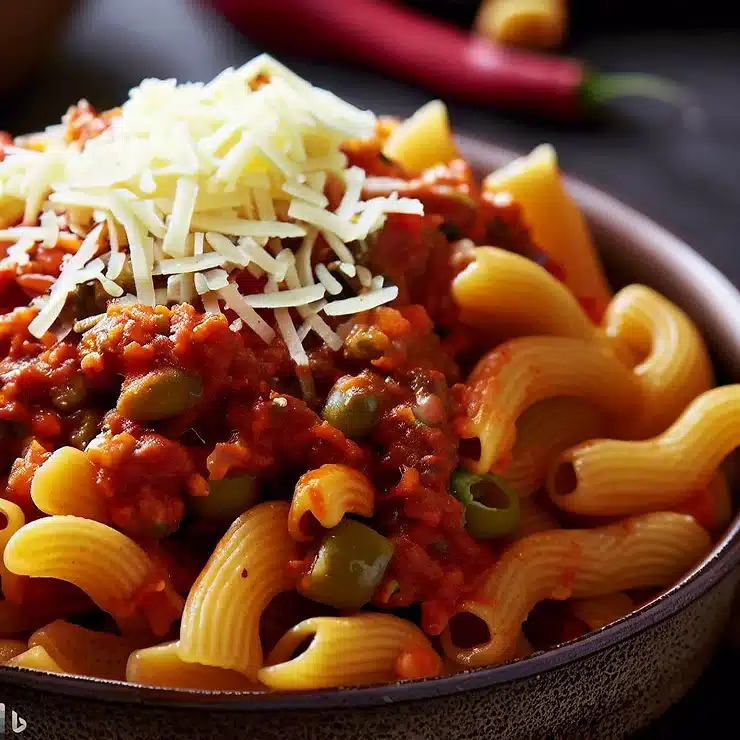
[[0, 0, 738, 735]]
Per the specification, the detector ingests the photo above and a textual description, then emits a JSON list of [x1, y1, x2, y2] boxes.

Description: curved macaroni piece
[[381, 100, 458, 173], [517, 496, 560, 536], [289, 464, 375, 542], [483, 144, 611, 317], [500, 398, 605, 497], [441, 512, 710, 667], [28, 620, 137, 681], [0, 639, 28, 663], [4, 645, 66, 673], [604, 285, 714, 438], [30, 446, 108, 521], [258, 614, 441, 690], [452, 247, 599, 340], [0, 498, 25, 600], [3, 516, 182, 635], [178, 502, 298, 679], [459, 337, 641, 474], [547, 386, 740, 516], [569, 592, 635, 631], [127, 642, 260, 690]]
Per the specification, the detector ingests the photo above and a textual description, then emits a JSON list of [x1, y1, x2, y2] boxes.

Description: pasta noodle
[[483, 144, 612, 317], [4, 645, 66, 673], [604, 285, 714, 438], [500, 398, 605, 497], [30, 446, 108, 521], [458, 336, 641, 474], [3, 516, 183, 635], [0, 499, 25, 602], [440, 513, 710, 667], [288, 464, 375, 541], [452, 247, 599, 340], [178, 502, 298, 679], [28, 620, 138, 681], [258, 614, 441, 690], [127, 642, 260, 690], [547, 385, 740, 516], [569, 592, 635, 631]]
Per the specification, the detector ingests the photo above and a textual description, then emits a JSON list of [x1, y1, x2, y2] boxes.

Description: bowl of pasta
[[0, 56, 738, 740]]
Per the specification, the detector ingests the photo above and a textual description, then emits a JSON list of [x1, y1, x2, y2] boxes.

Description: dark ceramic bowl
[[1, 137, 739, 740]]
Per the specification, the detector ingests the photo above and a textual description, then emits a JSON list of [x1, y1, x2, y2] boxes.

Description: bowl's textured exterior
[[1, 138, 738, 740]]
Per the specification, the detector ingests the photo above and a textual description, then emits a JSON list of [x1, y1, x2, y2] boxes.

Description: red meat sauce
[[0, 278, 491, 634]]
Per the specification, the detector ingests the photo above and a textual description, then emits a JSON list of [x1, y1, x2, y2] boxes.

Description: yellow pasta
[[500, 398, 605, 497], [475, 0, 567, 50], [381, 100, 458, 173], [547, 385, 740, 516], [28, 620, 138, 681], [5, 645, 66, 673], [0, 498, 25, 600], [288, 464, 375, 541], [452, 246, 598, 341], [517, 495, 560, 536], [604, 285, 714, 438], [459, 336, 641, 474], [127, 642, 260, 690], [3, 516, 183, 634], [483, 144, 612, 315], [0, 638, 28, 663], [178, 502, 298, 679], [259, 614, 441, 690], [30, 446, 108, 521], [441, 512, 710, 667], [569, 592, 635, 631]]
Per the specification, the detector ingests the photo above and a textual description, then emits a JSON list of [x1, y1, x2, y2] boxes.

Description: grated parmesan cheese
[[0, 54, 422, 364]]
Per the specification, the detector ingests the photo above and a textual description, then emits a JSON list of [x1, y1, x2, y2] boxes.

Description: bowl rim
[[2, 134, 739, 711]]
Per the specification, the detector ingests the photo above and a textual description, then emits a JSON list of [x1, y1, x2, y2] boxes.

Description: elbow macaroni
[[441, 513, 710, 667], [604, 285, 714, 438], [30, 447, 108, 522], [500, 398, 605, 497], [483, 144, 612, 316], [127, 642, 260, 690], [259, 614, 441, 690], [178, 502, 298, 679], [459, 336, 641, 474], [452, 247, 599, 341], [288, 464, 375, 542], [547, 386, 740, 516], [3, 516, 182, 635]]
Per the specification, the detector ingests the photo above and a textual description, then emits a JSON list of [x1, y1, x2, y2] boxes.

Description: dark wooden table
[[1, 0, 738, 736]]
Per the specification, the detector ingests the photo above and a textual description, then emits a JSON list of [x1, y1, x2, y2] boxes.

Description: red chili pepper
[[208, 0, 689, 120]]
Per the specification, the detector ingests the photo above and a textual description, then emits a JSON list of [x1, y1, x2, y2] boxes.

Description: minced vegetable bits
[[0, 55, 423, 364]]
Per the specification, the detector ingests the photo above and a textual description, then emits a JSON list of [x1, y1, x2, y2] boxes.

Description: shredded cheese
[[0, 54, 422, 366]]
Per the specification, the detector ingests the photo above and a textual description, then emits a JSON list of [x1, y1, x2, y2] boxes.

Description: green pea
[[68, 410, 101, 450], [300, 519, 394, 610], [322, 384, 379, 439], [117, 368, 202, 422], [189, 475, 259, 523], [450, 470, 521, 540], [50, 376, 88, 412]]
